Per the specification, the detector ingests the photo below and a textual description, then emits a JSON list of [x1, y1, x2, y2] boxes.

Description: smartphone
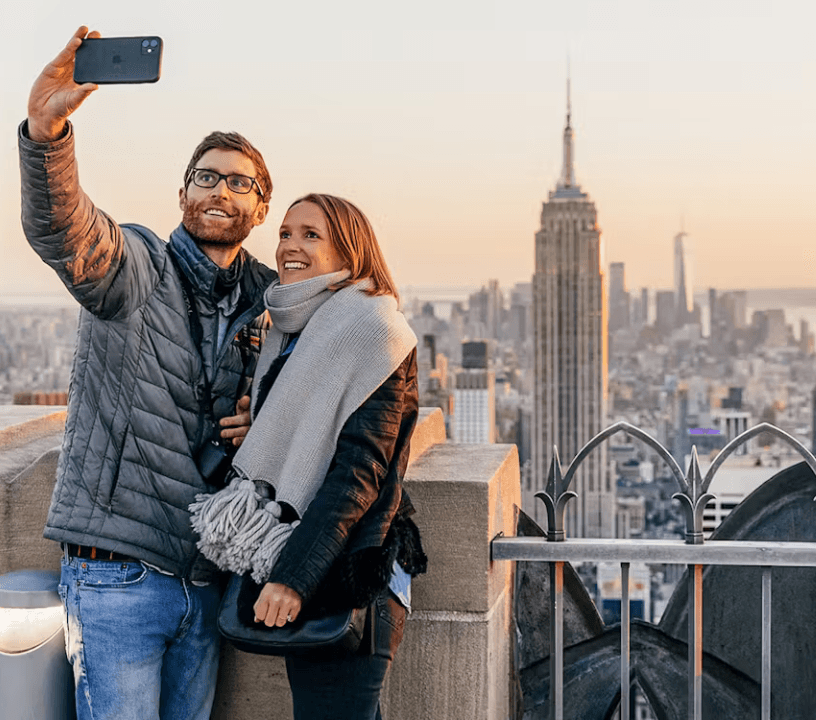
[[73, 36, 163, 84]]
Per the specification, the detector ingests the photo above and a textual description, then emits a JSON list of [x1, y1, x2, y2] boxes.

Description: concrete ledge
[[382, 590, 514, 720], [0, 408, 67, 575], [408, 407, 447, 467], [212, 651, 291, 720], [405, 443, 520, 613], [0, 407, 66, 448], [0, 448, 62, 575]]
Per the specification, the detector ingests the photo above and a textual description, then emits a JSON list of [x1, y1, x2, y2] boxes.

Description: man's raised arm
[[20, 26, 158, 319]]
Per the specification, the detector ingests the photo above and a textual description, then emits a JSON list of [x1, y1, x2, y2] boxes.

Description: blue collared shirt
[[389, 560, 412, 612]]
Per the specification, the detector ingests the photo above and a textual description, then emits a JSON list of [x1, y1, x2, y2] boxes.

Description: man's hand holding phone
[[28, 26, 100, 143]]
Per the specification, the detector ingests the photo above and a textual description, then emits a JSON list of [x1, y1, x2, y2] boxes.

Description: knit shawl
[[189, 271, 417, 582]]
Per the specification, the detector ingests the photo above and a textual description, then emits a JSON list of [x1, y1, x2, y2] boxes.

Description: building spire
[[559, 63, 575, 189]]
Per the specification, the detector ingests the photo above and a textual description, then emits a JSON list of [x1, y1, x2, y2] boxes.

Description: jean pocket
[[372, 592, 406, 661], [375, 591, 406, 634], [76, 561, 148, 589]]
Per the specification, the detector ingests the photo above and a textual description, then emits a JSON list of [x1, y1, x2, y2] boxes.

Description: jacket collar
[[168, 224, 277, 310], [168, 224, 228, 300]]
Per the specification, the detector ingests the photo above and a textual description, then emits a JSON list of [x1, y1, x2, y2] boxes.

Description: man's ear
[[253, 201, 269, 226], [179, 187, 187, 211]]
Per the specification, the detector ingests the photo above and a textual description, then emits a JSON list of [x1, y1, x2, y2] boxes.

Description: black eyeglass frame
[[186, 168, 264, 197]]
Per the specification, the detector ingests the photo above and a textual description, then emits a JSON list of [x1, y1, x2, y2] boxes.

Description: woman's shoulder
[[324, 286, 416, 344]]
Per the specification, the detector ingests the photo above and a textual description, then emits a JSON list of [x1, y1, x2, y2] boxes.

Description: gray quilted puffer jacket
[[18, 121, 277, 580]]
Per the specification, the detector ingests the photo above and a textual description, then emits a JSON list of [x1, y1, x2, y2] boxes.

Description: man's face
[[179, 149, 268, 247]]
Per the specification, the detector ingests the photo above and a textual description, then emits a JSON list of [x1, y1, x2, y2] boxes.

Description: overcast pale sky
[[2, 0, 815, 299]]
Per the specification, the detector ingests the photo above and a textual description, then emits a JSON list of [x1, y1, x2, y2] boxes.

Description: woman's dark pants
[[285, 591, 407, 720]]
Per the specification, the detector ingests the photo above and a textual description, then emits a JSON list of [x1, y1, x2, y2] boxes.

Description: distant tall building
[[708, 288, 717, 337], [655, 290, 676, 337], [674, 232, 694, 328], [752, 309, 787, 347], [608, 262, 630, 333], [717, 290, 747, 331], [467, 280, 503, 340], [508, 282, 532, 344], [530, 78, 612, 538], [453, 342, 495, 443], [640, 288, 650, 326], [800, 319, 813, 354]]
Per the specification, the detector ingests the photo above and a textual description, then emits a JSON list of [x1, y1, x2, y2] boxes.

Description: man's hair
[[288, 194, 399, 300], [184, 131, 272, 203]]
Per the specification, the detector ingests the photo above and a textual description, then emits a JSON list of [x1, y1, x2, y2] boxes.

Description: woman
[[191, 193, 426, 720]]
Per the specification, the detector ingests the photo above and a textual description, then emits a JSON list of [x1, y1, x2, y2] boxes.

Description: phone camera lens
[[142, 40, 150, 47], [150, 39, 159, 47]]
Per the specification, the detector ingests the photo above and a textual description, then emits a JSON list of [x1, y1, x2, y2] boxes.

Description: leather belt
[[64, 544, 138, 562]]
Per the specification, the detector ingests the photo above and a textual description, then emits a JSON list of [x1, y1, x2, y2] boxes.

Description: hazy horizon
[[5, 283, 816, 307]]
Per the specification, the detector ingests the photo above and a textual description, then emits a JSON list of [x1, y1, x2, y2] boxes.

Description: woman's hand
[[253, 583, 303, 626]]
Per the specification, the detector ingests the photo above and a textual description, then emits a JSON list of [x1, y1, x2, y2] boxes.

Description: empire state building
[[529, 82, 613, 538]]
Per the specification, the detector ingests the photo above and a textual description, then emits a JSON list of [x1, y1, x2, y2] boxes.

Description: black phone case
[[74, 37, 163, 84]]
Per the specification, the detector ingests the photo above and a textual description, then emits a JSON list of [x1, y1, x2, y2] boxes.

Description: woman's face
[[276, 202, 346, 284]]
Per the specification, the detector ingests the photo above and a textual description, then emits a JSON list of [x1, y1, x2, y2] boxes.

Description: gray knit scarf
[[190, 271, 417, 583]]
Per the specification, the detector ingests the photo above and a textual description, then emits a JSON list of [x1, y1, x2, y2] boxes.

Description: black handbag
[[217, 573, 367, 656]]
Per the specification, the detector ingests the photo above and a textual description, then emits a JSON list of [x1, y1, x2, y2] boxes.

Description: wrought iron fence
[[491, 422, 816, 720]]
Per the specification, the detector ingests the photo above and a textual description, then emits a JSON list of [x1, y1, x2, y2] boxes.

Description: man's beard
[[181, 199, 256, 248]]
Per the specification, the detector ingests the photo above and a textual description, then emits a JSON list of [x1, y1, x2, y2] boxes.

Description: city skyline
[[2, 0, 816, 297]]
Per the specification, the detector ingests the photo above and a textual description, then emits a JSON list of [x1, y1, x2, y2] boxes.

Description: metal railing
[[491, 422, 816, 720]]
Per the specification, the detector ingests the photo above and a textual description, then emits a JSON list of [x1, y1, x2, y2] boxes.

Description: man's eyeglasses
[[187, 168, 264, 197]]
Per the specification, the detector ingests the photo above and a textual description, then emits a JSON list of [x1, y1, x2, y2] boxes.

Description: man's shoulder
[[121, 223, 168, 250]]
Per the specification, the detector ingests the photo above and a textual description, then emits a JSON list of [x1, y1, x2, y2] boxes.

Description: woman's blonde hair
[[287, 193, 399, 300]]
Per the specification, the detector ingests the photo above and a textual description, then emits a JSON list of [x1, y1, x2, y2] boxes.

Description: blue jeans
[[58, 556, 221, 720], [285, 591, 407, 720]]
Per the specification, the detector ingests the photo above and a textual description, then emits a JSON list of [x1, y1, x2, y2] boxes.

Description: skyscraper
[[453, 342, 496, 443], [674, 231, 694, 328], [530, 79, 613, 538], [608, 262, 630, 333]]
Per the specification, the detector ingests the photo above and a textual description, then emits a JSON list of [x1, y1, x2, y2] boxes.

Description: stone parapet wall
[[0, 406, 520, 720], [382, 441, 520, 720], [0, 409, 65, 575]]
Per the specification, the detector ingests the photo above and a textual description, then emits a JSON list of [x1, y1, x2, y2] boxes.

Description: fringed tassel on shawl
[[220, 501, 284, 573], [190, 477, 277, 571], [249, 521, 299, 584]]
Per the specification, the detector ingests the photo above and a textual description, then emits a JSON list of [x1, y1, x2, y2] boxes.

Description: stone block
[[211, 648, 291, 719], [408, 407, 447, 467], [405, 443, 520, 613], [0, 410, 65, 575], [381, 588, 514, 720]]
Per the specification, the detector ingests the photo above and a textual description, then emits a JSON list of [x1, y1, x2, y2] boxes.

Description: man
[[19, 27, 277, 720]]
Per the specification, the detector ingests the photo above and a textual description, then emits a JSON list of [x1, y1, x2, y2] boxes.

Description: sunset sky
[[2, 0, 815, 299]]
